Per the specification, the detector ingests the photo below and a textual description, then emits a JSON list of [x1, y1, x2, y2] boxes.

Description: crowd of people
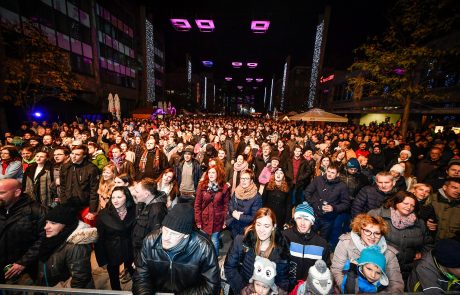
[[0, 116, 460, 294]]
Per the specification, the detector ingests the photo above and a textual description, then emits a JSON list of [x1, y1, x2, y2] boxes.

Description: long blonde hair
[[97, 163, 116, 199]]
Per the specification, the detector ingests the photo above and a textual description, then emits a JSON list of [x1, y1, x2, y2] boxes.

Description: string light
[[308, 19, 324, 108], [281, 61, 288, 111], [269, 77, 274, 111], [187, 58, 192, 100], [146, 19, 155, 102]]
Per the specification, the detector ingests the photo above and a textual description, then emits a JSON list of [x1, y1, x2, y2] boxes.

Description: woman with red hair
[[194, 165, 230, 254], [224, 207, 290, 294], [155, 168, 179, 209]]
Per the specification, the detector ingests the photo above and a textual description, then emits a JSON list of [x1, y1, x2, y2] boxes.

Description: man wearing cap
[[175, 146, 202, 203], [0, 179, 47, 284], [282, 202, 330, 290], [133, 203, 220, 294], [408, 238, 460, 293]]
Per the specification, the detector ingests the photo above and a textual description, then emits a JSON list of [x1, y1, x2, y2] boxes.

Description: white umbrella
[[107, 93, 114, 114], [114, 93, 121, 121]]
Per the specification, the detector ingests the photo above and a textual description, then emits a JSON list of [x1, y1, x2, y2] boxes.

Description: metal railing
[[0, 284, 131, 295]]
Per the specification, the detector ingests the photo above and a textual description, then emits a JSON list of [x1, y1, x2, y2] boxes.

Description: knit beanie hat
[[249, 256, 277, 290], [433, 238, 460, 268], [400, 150, 412, 158], [390, 163, 405, 175], [306, 260, 333, 295], [162, 203, 194, 234], [347, 158, 361, 170], [357, 245, 389, 286], [294, 202, 315, 225], [45, 205, 78, 226]]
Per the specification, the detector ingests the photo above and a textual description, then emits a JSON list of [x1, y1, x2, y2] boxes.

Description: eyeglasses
[[361, 228, 382, 238]]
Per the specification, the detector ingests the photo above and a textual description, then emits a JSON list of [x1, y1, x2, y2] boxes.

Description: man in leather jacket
[[132, 203, 220, 295]]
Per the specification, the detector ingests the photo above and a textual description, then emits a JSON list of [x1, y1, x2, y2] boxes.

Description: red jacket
[[194, 183, 230, 235]]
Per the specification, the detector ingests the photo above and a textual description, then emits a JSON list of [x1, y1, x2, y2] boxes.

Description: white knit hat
[[390, 164, 405, 175], [400, 149, 412, 158]]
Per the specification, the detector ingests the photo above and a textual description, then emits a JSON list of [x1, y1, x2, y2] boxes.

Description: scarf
[[112, 156, 124, 170], [390, 207, 416, 229], [234, 182, 258, 200], [232, 161, 249, 194], [39, 221, 79, 262], [139, 147, 160, 173], [207, 182, 219, 192], [1, 159, 11, 175]]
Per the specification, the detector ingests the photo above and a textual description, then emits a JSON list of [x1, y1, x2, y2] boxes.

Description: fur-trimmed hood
[[66, 221, 98, 245]]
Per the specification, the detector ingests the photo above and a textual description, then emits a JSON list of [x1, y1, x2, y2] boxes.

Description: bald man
[[0, 179, 47, 284]]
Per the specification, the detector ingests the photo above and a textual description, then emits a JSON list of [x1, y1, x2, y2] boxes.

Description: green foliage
[[1, 20, 82, 114], [347, 0, 460, 104]]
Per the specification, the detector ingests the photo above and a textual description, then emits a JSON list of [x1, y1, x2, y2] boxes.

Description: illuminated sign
[[170, 19, 192, 31], [251, 21, 270, 33], [247, 62, 258, 68], [320, 74, 334, 83], [195, 19, 215, 32]]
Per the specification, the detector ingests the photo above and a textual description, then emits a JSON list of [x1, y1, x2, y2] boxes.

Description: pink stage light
[[225, 77, 232, 81], [232, 62, 243, 68], [246, 78, 253, 82], [202, 60, 214, 67], [247, 62, 258, 68], [255, 78, 263, 82], [195, 19, 215, 32], [251, 21, 270, 33], [170, 19, 192, 31]]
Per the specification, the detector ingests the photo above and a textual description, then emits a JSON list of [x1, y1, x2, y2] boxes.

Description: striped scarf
[[139, 147, 160, 173]]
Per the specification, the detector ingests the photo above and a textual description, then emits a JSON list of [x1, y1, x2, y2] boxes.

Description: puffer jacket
[[351, 185, 395, 218], [132, 192, 168, 263], [194, 183, 230, 235], [225, 191, 262, 238], [60, 159, 100, 213], [224, 230, 290, 294], [132, 229, 220, 295], [37, 221, 97, 288], [368, 207, 432, 280], [0, 195, 47, 282], [304, 175, 350, 219], [331, 232, 404, 293]]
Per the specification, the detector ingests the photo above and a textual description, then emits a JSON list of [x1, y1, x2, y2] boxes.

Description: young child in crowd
[[241, 256, 285, 295], [289, 260, 333, 295], [341, 245, 388, 293]]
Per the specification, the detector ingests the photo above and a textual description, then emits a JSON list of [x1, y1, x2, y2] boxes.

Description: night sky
[[148, 0, 392, 84]]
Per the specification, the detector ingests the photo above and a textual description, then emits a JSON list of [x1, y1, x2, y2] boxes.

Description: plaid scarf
[[139, 147, 160, 173]]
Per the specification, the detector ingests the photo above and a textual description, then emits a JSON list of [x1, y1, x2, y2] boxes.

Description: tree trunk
[[401, 95, 411, 139]]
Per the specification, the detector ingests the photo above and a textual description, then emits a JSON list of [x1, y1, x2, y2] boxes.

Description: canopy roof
[[289, 108, 348, 122]]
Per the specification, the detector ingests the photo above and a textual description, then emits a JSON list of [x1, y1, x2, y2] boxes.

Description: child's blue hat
[[357, 245, 389, 286]]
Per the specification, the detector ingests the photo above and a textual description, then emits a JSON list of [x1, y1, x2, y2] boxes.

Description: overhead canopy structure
[[287, 111, 298, 116], [289, 108, 348, 122]]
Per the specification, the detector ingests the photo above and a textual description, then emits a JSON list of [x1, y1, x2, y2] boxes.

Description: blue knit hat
[[347, 158, 361, 170], [294, 202, 315, 224], [357, 245, 388, 286]]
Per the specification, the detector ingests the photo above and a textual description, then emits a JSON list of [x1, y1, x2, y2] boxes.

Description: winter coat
[[0, 195, 47, 282], [262, 188, 291, 226], [224, 230, 290, 294], [37, 221, 96, 288], [407, 251, 460, 293], [95, 205, 136, 267], [112, 159, 136, 180], [0, 160, 23, 181], [132, 193, 168, 263], [339, 170, 369, 200], [286, 157, 312, 189], [282, 227, 330, 289], [194, 183, 231, 235], [60, 159, 100, 213], [330, 232, 404, 293], [351, 185, 394, 218], [22, 162, 54, 207], [132, 229, 220, 295], [424, 189, 460, 240], [254, 155, 270, 183], [368, 207, 432, 279], [175, 159, 202, 190], [304, 175, 350, 219], [226, 191, 263, 238], [368, 153, 386, 174]]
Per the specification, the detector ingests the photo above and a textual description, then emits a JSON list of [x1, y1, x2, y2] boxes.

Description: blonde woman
[[97, 163, 116, 210]]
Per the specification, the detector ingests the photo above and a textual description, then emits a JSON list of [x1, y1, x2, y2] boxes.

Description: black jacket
[[282, 226, 330, 289], [132, 229, 220, 295], [287, 157, 312, 189], [351, 185, 394, 218], [224, 230, 290, 294], [0, 195, 47, 282], [132, 193, 168, 264], [60, 159, 100, 213]]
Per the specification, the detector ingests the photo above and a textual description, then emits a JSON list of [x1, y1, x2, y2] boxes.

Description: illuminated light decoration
[[195, 19, 215, 32], [263, 86, 267, 108], [146, 19, 155, 102], [246, 78, 253, 82], [308, 19, 324, 108], [232, 62, 243, 68], [280, 61, 288, 112], [213, 84, 216, 107], [202, 60, 213, 67], [204, 77, 207, 109], [237, 85, 243, 90], [394, 68, 406, 75], [187, 56, 192, 100], [247, 62, 258, 68], [251, 20, 270, 33], [320, 74, 335, 83], [253, 87, 258, 89], [170, 19, 192, 31], [225, 77, 232, 81], [269, 77, 274, 111], [256, 78, 263, 82], [33, 112, 42, 118]]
